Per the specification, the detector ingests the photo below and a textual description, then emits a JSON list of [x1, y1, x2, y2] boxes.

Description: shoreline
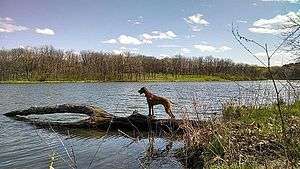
[[0, 77, 268, 84], [0, 79, 266, 84]]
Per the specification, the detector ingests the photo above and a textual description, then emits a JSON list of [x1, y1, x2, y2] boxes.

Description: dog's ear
[[142, 87, 147, 92], [138, 87, 147, 94]]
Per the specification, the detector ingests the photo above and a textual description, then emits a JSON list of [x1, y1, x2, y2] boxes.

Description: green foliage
[[222, 101, 300, 166], [280, 63, 300, 80], [224, 101, 300, 121], [0, 46, 269, 82], [183, 101, 300, 168], [205, 133, 225, 162], [223, 101, 300, 135], [142, 74, 226, 82], [0, 74, 255, 83], [210, 163, 258, 169]]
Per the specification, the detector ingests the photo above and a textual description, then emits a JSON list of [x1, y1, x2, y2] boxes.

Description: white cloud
[[253, 13, 294, 28], [254, 51, 296, 66], [142, 31, 177, 40], [103, 35, 145, 45], [159, 54, 170, 58], [261, 0, 300, 3], [219, 46, 232, 51], [181, 48, 191, 53], [142, 33, 152, 40], [142, 39, 152, 44], [194, 44, 216, 52], [194, 44, 232, 52], [0, 17, 57, 36], [165, 31, 177, 38], [103, 30, 177, 46], [237, 20, 247, 23], [1, 17, 13, 22], [118, 35, 143, 45], [113, 47, 140, 54], [102, 39, 117, 44], [35, 28, 55, 35], [201, 41, 209, 44], [0, 17, 28, 33], [157, 44, 182, 48], [248, 27, 281, 34], [113, 49, 122, 55], [184, 13, 209, 31], [128, 20, 142, 25], [185, 34, 196, 39], [128, 16, 144, 25], [19, 45, 32, 50], [249, 10, 299, 34]]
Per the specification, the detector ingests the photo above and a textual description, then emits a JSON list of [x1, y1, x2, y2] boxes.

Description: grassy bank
[[0, 74, 260, 84], [0, 80, 102, 84], [177, 100, 300, 168], [138, 74, 227, 82]]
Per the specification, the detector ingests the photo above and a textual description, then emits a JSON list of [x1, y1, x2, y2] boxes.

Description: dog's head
[[138, 87, 147, 94]]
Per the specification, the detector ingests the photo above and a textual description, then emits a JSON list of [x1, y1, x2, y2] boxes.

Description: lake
[[0, 81, 299, 169]]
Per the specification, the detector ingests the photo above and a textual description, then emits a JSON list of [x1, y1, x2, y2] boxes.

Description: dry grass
[[176, 100, 300, 168]]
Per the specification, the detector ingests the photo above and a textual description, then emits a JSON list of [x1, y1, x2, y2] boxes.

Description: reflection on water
[[1, 122, 184, 169], [139, 131, 180, 168], [0, 81, 299, 168], [17, 113, 90, 124]]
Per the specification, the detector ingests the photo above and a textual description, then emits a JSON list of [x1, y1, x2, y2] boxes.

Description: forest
[[1, 46, 296, 82]]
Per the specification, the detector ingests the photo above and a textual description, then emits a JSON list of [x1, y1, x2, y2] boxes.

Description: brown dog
[[138, 87, 175, 119]]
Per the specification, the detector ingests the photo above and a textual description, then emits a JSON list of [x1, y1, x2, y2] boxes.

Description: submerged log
[[4, 104, 200, 132]]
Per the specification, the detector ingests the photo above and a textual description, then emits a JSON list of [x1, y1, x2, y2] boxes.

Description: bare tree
[[232, 14, 300, 164], [283, 13, 300, 59], [0, 45, 285, 82]]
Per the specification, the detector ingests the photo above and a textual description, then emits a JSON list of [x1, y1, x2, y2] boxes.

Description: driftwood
[[4, 104, 199, 132]]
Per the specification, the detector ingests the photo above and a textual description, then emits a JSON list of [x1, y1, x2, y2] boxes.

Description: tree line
[[0, 46, 291, 82]]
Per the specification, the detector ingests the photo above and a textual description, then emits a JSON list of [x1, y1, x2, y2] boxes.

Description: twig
[[86, 117, 113, 169]]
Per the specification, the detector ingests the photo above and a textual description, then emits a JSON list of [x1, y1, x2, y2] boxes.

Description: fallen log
[[4, 104, 201, 132]]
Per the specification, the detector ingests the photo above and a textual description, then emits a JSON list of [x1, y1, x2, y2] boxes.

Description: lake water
[[0, 81, 299, 169]]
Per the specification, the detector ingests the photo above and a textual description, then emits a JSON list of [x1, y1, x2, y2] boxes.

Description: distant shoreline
[[0, 80, 228, 84], [0, 77, 267, 84]]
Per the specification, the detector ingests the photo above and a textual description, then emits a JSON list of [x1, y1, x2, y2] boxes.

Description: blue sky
[[0, 0, 299, 66]]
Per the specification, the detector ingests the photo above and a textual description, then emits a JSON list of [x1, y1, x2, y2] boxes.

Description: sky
[[0, 0, 299, 66]]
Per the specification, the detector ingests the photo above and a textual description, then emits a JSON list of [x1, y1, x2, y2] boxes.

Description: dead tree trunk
[[4, 104, 200, 132]]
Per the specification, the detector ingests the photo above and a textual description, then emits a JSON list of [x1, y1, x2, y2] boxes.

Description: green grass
[[221, 100, 300, 166], [178, 100, 300, 168], [223, 101, 300, 135], [0, 74, 254, 84], [0, 80, 102, 84], [209, 163, 259, 169], [141, 74, 227, 82]]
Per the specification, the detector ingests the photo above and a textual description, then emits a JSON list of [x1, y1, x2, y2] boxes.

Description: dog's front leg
[[151, 106, 154, 116], [148, 105, 152, 116]]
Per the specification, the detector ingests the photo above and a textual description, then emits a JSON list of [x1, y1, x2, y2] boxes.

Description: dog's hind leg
[[165, 107, 175, 119]]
